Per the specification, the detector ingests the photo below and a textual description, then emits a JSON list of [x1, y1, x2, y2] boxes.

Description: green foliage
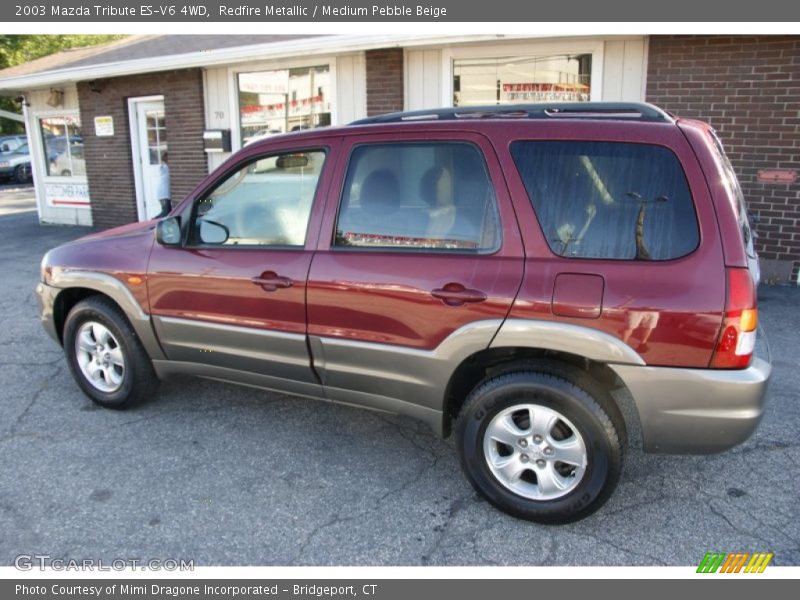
[[0, 35, 125, 134], [0, 34, 124, 70]]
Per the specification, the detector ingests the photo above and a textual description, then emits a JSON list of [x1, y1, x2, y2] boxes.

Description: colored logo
[[697, 552, 773, 573]]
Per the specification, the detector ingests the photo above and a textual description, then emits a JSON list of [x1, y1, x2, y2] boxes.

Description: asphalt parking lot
[[0, 185, 798, 566]]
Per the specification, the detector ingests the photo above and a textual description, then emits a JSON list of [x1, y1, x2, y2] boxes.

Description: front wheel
[[456, 367, 624, 523], [63, 296, 158, 409]]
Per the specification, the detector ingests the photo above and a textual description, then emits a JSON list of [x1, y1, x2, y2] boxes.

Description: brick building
[[76, 68, 207, 228], [646, 36, 800, 283], [0, 34, 797, 283]]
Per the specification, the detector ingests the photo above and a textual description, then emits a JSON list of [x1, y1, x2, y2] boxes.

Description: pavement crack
[[291, 510, 356, 564], [706, 497, 795, 548], [373, 414, 442, 503], [576, 530, 667, 565], [5, 363, 62, 436], [420, 495, 469, 565]]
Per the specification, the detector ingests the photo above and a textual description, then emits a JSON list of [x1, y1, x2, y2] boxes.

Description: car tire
[[456, 363, 624, 523], [13, 164, 31, 184], [63, 296, 159, 409]]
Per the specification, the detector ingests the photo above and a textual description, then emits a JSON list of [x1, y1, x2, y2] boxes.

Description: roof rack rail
[[350, 102, 673, 125]]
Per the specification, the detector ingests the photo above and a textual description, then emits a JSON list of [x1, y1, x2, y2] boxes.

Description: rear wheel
[[63, 296, 158, 409], [456, 365, 624, 523]]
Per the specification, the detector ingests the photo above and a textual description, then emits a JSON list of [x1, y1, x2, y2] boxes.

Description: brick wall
[[646, 35, 800, 284], [77, 68, 207, 229], [365, 48, 404, 116]]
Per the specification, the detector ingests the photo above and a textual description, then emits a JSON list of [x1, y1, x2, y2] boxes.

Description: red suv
[[37, 103, 770, 523]]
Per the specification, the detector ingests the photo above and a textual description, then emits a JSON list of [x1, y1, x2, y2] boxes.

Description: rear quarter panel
[[490, 121, 726, 368], [678, 119, 749, 269]]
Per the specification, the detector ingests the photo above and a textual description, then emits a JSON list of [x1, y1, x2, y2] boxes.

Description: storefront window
[[453, 54, 592, 106], [40, 115, 85, 178], [238, 65, 331, 145], [144, 107, 167, 165]]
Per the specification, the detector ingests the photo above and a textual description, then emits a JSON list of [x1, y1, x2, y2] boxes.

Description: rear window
[[510, 141, 699, 261]]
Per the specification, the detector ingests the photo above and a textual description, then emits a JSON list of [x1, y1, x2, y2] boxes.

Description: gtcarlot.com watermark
[[14, 554, 194, 571]]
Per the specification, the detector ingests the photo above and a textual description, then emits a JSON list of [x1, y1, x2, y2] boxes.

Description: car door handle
[[431, 283, 487, 307], [251, 272, 293, 292]]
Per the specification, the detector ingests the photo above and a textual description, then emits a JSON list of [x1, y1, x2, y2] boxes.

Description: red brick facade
[[365, 48, 404, 116], [646, 36, 800, 283], [77, 68, 207, 229]]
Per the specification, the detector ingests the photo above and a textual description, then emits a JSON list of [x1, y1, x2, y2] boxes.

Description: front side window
[[40, 115, 84, 178], [238, 66, 331, 145], [453, 54, 592, 106], [335, 143, 501, 251], [510, 141, 699, 261], [192, 150, 326, 247]]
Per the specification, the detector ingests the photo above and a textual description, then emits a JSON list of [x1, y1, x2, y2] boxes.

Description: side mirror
[[156, 216, 182, 246], [198, 219, 229, 245]]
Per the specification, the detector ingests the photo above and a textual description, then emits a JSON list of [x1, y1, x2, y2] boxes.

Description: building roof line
[[0, 34, 509, 93]]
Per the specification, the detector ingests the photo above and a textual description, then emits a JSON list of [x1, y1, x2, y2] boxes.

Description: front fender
[[46, 270, 165, 360]]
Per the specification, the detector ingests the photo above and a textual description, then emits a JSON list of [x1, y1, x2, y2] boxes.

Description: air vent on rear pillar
[[551, 273, 604, 319]]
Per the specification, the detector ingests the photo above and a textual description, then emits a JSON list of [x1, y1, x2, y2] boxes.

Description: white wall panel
[[602, 38, 646, 101], [405, 49, 442, 111], [335, 53, 367, 125]]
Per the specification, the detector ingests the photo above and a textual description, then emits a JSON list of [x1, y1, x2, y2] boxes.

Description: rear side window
[[510, 141, 699, 260], [335, 142, 500, 251]]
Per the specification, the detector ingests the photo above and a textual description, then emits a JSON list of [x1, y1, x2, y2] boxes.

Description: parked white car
[[50, 143, 86, 177]]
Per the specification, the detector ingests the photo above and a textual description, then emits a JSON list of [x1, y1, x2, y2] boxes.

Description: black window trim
[[508, 138, 702, 263], [182, 145, 329, 251], [330, 139, 504, 256]]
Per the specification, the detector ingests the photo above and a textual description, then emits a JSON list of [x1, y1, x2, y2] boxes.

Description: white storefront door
[[129, 96, 167, 220]]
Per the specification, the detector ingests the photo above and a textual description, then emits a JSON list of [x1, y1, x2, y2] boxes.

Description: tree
[[0, 35, 125, 134]]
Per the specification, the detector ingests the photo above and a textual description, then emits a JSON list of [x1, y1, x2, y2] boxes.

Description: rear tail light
[[711, 267, 758, 369]]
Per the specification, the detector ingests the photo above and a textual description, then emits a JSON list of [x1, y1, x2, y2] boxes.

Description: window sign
[[44, 182, 90, 207], [94, 116, 114, 137], [239, 70, 290, 95], [453, 54, 592, 106]]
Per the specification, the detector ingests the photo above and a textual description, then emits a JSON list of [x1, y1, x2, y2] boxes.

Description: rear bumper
[[612, 331, 771, 454]]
